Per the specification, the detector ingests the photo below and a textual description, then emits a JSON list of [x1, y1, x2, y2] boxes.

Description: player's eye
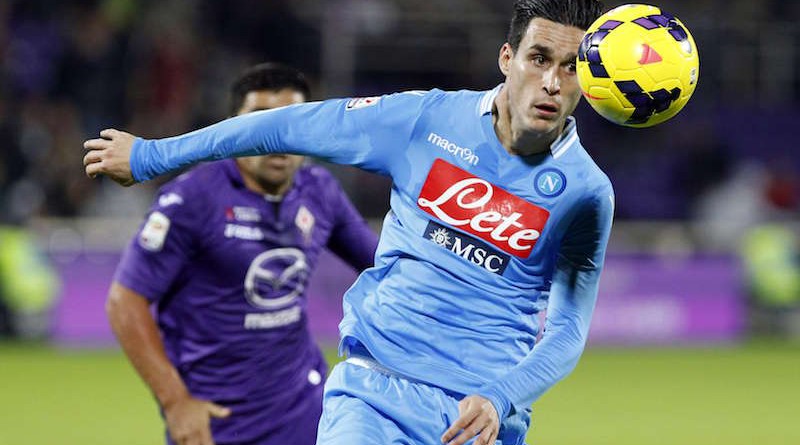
[[530, 54, 547, 66], [565, 62, 577, 73]]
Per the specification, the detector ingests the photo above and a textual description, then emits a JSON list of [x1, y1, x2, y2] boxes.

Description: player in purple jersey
[[105, 63, 378, 445], [86, 2, 613, 445]]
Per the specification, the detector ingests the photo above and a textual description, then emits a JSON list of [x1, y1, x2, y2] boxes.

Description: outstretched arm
[[84, 93, 428, 186]]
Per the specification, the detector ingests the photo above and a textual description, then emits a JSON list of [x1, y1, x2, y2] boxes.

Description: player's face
[[235, 89, 305, 195], [499, 18, 585, 138]]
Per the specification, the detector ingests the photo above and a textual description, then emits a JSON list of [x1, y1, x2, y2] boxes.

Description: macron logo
[[428, 132, 479, 166]]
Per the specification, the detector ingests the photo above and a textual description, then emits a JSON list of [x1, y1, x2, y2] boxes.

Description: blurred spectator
[[740, 224, 800, 336], [691, 159, 799, 250], [0, 0, 797, 223], [0, 225, 60, 339]]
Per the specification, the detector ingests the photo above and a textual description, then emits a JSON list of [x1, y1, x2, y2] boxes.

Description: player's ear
[[498, 43, 513, 76]]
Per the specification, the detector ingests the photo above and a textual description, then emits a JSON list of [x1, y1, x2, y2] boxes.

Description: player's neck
[[239, 170, 292, 198], [493, 89, 560, 157]]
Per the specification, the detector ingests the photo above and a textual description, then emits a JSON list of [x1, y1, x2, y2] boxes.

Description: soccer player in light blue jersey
[[84, 1, 613, 444]]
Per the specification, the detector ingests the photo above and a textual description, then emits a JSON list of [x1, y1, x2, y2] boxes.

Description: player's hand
[[441, 395, 500, 445], [83, 128, 137, 186], [163, 395, 231, 445]]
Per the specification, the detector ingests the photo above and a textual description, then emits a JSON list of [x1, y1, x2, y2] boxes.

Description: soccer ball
[[576, 4, 699, 127]]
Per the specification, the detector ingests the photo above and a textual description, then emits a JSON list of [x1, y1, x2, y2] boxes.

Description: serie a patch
[[139, 211, 170, 251]]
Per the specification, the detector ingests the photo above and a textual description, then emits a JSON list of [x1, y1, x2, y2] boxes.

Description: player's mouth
[[264, 155, 291, 169], [533, 102, 559, 118]]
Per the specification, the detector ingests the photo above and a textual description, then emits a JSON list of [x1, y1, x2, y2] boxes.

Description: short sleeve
[[113, 186, 203, 302]]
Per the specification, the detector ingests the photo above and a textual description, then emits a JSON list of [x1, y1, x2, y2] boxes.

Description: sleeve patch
[[345, 96, 381, 110], [139, 211, 171, 252]]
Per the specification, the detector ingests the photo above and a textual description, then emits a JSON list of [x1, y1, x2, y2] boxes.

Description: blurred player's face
[[499, 18, 585, 143], [235, 89, 305, 196]]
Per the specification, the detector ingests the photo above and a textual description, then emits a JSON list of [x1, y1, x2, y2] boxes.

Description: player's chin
[[525, 114, 562, 133], [259, 171, 290, 185]]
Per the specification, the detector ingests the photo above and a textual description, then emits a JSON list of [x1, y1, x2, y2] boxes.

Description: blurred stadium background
[[0, 0, 798, 444]]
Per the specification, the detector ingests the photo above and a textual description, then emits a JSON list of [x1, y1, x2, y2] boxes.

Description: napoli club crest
[[534, 169, 567, 198]]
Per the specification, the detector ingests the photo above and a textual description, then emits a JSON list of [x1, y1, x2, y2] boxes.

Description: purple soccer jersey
[[114, 159, 377, 445]]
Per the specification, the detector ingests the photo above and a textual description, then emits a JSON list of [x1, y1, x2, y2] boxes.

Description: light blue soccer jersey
[[132, 86, 615, 421]]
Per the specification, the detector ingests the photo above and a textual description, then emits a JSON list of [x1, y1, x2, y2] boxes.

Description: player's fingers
[[446, 426, 479, 445], [476, 423, 498, 445], [100, 128, 120, 139], [83, 138, 109, 151], [197, 429, 214, 445], [464, 411, 496, 445], [85, 160, 105, 179], [207, 402, 231, 419], [441, 409, 479, 443], [176, 427, 200, 445], [200, 424, 218, 445], [83, 150, 103, 167], [172, 432, 191, 445], [444, 412, 488, 445], [178, 428, 204, 445]]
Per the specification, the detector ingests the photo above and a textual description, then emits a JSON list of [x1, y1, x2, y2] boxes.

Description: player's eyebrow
[[528, 44, 577, 63], [529, 44, 553, 55]]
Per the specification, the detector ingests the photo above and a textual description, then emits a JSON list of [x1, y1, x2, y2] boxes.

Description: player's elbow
[[549, 338, 586, 384], [105, 282, 148, 328], [546, 317, 590, 377], [561, 344, 585, 376], [105, 292, 126, 334]]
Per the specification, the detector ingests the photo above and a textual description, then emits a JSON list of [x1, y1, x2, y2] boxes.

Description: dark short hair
[[507, 0, 604, 51], [229, 62, 311, 115]]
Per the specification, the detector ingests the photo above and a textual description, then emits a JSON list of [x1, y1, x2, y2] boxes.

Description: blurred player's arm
[[324, 177, 379, 272], [475, 187, 615, 421], [106, 282, 184, 406], [107, 283, 230, 445], [84, 92, 431, 186], [110, 188, 229, 445]]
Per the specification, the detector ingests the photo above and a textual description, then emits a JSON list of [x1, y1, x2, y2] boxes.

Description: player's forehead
[[517, 18, 585, 59], [240, 89, 305, 113]]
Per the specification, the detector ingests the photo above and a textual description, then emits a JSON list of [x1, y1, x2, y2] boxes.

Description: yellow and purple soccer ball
[[576, 4, 699, 127]]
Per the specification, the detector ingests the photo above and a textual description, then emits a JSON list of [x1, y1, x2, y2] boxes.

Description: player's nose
[[542, 68, 561, 95]]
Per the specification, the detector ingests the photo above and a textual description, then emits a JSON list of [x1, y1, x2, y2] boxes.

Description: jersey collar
[[478, 84, 502, 116], [478, 84, 579, 159]]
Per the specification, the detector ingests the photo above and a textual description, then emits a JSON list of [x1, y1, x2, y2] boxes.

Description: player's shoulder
[[385, 87, 495, 108], [163, 161, 229, 191], [154, 161, 232, 209], [375, 88, 444, 110], [572, 145, 614, 200], [428, 86, 498, 108], [556, 123, 613, 198], [381, 86, 497, 125]]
